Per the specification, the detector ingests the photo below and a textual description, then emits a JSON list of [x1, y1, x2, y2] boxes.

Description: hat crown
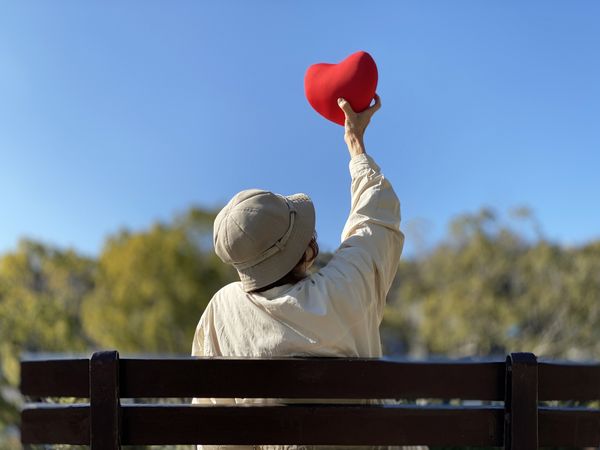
[[214, 189, 293, 266]]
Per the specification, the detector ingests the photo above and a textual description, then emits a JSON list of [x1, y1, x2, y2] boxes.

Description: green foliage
[[81, 207, 237, 353], [2, 205, 600, 447], [384, 207, 600, 360], [0, 207, 239, 447], [0, 240, 95, 433]]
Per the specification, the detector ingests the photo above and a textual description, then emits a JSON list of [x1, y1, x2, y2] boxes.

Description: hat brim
[[237, 193, 315, 292]]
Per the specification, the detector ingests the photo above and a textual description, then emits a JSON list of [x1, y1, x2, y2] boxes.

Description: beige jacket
[[192, 153, 406, 450]]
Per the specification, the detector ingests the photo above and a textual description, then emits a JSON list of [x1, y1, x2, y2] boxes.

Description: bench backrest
[[20, 351, 600, 449]]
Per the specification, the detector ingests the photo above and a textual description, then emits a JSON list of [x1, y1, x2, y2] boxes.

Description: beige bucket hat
[[213, 189, 316, 292]]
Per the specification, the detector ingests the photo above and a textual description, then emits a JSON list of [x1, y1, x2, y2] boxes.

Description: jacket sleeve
[[314, 153, 404, 322]]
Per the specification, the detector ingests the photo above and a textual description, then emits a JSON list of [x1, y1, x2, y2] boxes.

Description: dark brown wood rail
[[20, 351, 600, 449]]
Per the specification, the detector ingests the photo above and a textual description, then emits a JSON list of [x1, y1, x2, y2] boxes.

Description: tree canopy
[[1, 205, 599, 448], [82, 208, 236, 354], [383, 208, 600, 360]]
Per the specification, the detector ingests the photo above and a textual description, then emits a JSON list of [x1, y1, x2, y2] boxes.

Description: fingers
[[339, 95, 381, 116], [362, 94, 381, 121], [371, 93, 381, 111], [367, 94, 381, 113], [337, 98, 355, 117]]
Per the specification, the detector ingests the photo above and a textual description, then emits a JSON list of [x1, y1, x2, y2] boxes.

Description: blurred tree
[[384, 208, 600, 360], [2, 205, 600, 448], [81, 207, 237, 354], [0, 240, 95, 442]]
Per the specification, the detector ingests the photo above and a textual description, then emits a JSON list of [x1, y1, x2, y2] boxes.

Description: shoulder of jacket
[[209, 281, 245, 305]]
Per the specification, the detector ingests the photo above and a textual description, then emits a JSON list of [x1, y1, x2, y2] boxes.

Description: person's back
[[192, 96, 411, 450]]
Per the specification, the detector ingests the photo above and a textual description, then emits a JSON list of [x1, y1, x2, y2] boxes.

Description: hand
[[337, 94, 381, 157]]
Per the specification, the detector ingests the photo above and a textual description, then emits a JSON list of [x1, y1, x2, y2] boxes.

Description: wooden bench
[[20, 351, 600, 449]]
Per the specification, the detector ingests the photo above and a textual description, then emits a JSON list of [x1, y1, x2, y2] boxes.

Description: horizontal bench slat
[[23, 404, 600, 447], [539, 407, 600, 446], [20, 359, 89, 397], [21, 357, 506, 400], [538, 362, 600, 400], [23, 358, 600, 401], [122, 358, 506, 399], [22, 404, 504, 446], [21, 404, 89, 444], [124, 404, 504, 446]]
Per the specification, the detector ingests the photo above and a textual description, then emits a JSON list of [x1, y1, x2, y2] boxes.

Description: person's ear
[[304, 248, 315, 270]]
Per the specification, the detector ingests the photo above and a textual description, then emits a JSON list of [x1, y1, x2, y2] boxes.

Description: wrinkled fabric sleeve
[[316, 153, 403, 322]]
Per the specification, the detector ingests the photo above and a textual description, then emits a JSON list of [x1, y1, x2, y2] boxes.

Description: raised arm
[[313, 95, 403, 322], [337, 94, 381, 159]]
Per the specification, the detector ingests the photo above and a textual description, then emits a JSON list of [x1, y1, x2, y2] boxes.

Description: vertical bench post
[[90, 351, 121, 450], [504, 352, 538, 450]]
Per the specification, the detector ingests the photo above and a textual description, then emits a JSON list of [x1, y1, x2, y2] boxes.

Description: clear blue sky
[[2, 1, 599, 258]]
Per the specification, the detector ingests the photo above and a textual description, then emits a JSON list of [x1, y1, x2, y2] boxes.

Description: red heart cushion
[[304, 51, 378, 126]]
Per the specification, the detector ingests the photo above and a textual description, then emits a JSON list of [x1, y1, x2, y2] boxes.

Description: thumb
[[337, 98, 354, 116]]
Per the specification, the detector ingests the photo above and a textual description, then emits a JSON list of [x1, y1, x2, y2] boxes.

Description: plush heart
[[304, 51, 378, 126]]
